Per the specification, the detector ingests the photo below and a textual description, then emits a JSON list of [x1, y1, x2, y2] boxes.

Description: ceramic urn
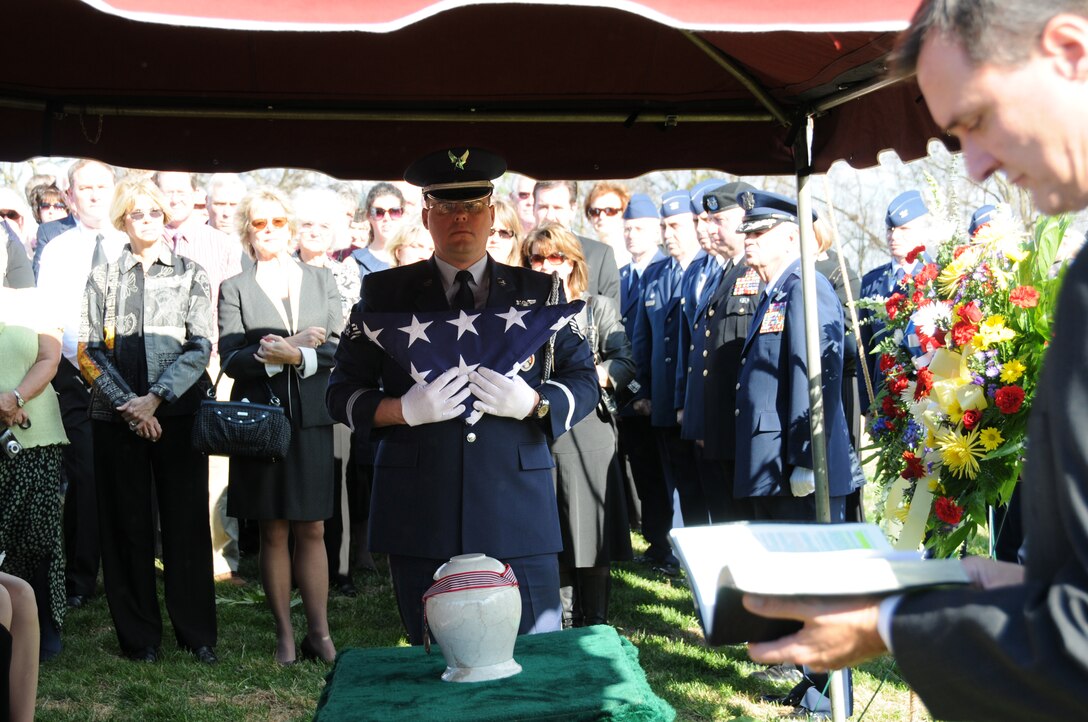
[[423, 553, 523, 682]]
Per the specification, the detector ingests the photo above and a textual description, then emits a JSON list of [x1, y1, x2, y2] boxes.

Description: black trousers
[[389, 552, 561, 646], [94, 417, 216, 654], [655, 425, 709, 526], [54, 361, 99, 598], [617, 415, 673, 560]]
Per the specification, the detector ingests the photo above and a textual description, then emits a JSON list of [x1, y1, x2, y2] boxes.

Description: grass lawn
[[34, 532, 932, 721]]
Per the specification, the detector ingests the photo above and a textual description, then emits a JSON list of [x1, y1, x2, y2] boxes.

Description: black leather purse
[[190, 352, 292, 461]]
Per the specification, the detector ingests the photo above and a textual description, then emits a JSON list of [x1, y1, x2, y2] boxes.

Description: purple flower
[[985, 364, 1000, 378], [972, 373, 985, 386]]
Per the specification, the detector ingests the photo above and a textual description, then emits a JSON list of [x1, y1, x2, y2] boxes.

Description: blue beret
[[660, 190, 693, 218], [689, 179, 724, 214], [703, 181, 755, 213], [886, 190, 929, 229], [969, 204, 997, 236], [404, 147, 506, 201], [623, 193, 660, 220], [736, 190, 817, 234]]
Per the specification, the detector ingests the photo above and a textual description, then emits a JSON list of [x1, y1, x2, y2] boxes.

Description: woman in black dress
[[218, 187, 341, 665]]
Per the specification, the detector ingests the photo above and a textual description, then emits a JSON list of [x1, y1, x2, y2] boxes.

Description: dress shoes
[[191, 646, 219, 665], [66, 594, 88, 609], [300, 635, 335, 663], [333, 574, 358, 597], [125, 647, 159, 663], [650, 560, 680, 577]]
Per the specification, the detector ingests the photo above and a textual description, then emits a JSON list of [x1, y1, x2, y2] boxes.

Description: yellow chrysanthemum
[[977, 316, 1016, 348], [979, 427, 1005, 451], [1000, 359, 1027, 383], [936, 428, 986, 479], [928, 478, 943, 493]]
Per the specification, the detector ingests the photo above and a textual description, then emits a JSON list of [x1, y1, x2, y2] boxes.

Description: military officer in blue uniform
[[733, 190, 865, 522], [692, 181, 759, 522], [326, 148, 599, 645], [616, 194, 676, 571], [858, 189, 935, 410], [631, 190, 708, 527]]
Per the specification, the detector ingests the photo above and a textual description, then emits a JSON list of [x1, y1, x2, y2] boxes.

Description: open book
[[669, 522, 970, 645]]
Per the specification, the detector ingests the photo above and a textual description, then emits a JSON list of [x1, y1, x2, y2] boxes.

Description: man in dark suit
[[616, 194, 675, 572], [631, 190, 708, 527], [532, 180, 620, 306], [326, 148, 599, 645], [744, 4, 1088, 720], [695, 182, 758, 523], [858, 189, 935, 411]]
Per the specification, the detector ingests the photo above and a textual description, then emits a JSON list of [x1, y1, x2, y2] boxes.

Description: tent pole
[[793, 114, 847, 722], [681, 31, 790, 126]]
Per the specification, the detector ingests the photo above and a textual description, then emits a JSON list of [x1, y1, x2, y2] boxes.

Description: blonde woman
[[218, 187, 341, 665], [385, 220, 434, 267]]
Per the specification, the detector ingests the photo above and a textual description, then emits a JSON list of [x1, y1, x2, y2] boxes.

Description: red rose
[[935, 496, 964, 525], [914, 367, 934, 400], [915, 263, 939, 285], [881, 395, 900, 418], [951, 320, 978, 347], [879, 353, 897, 373], [886, 293, 906, 321], [995, 385, 1025, 414], [911, 290, 924, 306], [905, 245, 927, 264], [887, 374, 910, 396], [1009, 285, 1040, 309], [901, 451, 926, 480], [959, 301, 983, 324], [961, 409, 981, 430]]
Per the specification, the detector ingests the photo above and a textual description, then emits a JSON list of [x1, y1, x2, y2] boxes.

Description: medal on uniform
[[733, 268, 760, 296], [759, 301, 786, 334]]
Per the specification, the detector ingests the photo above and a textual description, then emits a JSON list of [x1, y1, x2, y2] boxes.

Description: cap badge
[[448, 149, 470, 170], [706, 196, 719, 212], [739, 192, 755, 211]]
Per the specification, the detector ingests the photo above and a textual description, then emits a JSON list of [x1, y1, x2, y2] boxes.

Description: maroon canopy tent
[[0, 0, 951, 179]]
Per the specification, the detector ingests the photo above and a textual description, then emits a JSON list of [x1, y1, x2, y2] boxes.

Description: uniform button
[[702, 350, 708, 358], [680, 298, 686, 304], [702, 369, 708, 377], [736, 383, 741, 390], [694, 323, 699, 330], [734, 408, 740, 416], [664, 336, 670, 343], [665, 357, 672, 363], [741, 358, 746, 364], [466, 432, 477, 443], [666, 316, 672, 323], [689, 344, 695, 351], [622, 316, 627, 323], [708, 309, 715, 317], [705, 330, 711, 338], [687, 366, 692, 373]]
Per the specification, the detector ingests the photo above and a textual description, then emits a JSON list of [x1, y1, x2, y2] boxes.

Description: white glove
[[399, 367, 471, 426], [790, 467, 816, 497], [468, 367, 538, 420]]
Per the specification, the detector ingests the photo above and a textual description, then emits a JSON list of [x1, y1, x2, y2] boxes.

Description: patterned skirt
[[0, 444, 65, 628]]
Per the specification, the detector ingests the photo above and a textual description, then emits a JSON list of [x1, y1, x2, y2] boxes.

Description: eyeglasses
[[370, 206, 404, 220], [489, 228, 515, 240], [428, 200, 490, 216], [250, 217, 289, 231], [529, 252, 567, 267], [39, 202, 68, 211], [588, 206, 623, 219], [0, 210, 20, 220], [127, 208, 164, 221]]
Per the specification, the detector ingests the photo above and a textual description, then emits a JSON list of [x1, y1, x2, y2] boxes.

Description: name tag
[[644, 296, 657, 307], [759, 302, 786, 334]]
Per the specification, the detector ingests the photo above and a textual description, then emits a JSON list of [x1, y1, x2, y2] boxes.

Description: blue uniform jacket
[[630, 255, 684, 428], [733, 259, 865, 499], [675, 252, 726, 440], [326, 256, 599, 560]]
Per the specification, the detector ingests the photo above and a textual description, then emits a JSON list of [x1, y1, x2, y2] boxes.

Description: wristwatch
[[532, 395, 550, 419], [11, 389, 25, 408]]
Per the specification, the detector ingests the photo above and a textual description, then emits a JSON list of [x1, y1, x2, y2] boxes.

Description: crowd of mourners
[[0, 156, 970, 720]]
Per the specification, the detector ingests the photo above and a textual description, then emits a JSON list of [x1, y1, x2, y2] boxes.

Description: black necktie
[[91, 233, 107, 267], [454, 270, 475, 310]]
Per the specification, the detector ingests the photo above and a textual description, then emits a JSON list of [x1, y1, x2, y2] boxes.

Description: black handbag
[[191, 352, 292, 461]]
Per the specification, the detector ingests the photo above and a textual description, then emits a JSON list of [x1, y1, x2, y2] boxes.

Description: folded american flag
[[349, 301, 585, 422]]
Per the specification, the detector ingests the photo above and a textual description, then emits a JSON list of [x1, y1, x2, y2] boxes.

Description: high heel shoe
[[300, 635, 335, 663]]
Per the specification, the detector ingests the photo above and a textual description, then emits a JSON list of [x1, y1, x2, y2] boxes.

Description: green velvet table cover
[[314, 625, 675, 721]]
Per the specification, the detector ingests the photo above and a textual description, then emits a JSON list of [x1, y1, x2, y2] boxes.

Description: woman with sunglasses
[[486, 199, 522, 266], [77, 176, 217, 663], [218, 187, 341, 665], [583, 181, 630, 266], [348, 182, 405, 281], [523, 222, 635, 628]]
